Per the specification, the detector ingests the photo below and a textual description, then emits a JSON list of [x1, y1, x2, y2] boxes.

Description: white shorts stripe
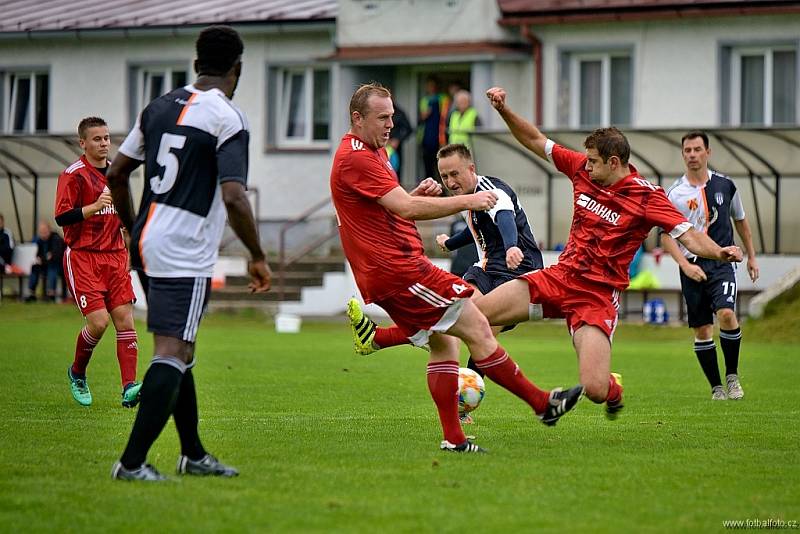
[[188, 278, 207, 341], [183, 278, 205, 341], [65, 247, 79, 307], [409, 283, 452, 307]]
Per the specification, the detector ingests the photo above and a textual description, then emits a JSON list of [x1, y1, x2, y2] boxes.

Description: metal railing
[[276, 197, 340, 301]]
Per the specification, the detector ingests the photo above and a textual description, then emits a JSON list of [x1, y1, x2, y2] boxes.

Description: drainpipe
[[521, 25, 543, 125]]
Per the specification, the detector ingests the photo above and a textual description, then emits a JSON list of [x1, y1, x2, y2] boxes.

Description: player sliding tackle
[[470, 87, 743, 418], [332, 83, 584, 453]]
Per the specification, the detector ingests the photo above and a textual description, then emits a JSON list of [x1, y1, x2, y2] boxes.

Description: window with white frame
[[1, 70, 49, 133], [723, 45, 797, 126], [559, 51, 632, 129], [272, 67, 330, 147], [130, 64, 188, 121]]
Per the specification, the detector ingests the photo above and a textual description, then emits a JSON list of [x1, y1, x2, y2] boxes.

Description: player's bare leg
[[448, 299, 583, 426], [572, 325, 623, 418], [110, 303, 141, 407], [473, 279, 536, 327]]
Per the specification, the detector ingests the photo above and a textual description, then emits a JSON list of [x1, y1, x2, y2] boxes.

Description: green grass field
[[0, 302, 798, 532]]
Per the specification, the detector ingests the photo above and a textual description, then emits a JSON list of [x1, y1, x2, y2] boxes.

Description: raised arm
[[486, 87, 548, 161], [378, 185, 497, 221]]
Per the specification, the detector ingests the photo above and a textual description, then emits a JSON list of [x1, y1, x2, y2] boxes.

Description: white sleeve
[[731, 189, 746, 220], [486, 188, 515, 222], [544, 138, 555, 164], [118, 115, 145, 161], [668, 221, 693, 239]]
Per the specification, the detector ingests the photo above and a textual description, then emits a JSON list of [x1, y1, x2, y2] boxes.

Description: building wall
[[337, 0, 513, 46], [533, 14, 800, 129]]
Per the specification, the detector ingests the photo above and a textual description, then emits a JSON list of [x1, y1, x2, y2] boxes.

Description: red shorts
[[375, 265, 474, 346], [521, 265, 620, 339], [64, 248, 135, 316]]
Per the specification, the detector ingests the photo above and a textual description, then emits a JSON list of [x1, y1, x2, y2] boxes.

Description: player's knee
[[716, 308, 737, 327], [87, 315, 109, 336]]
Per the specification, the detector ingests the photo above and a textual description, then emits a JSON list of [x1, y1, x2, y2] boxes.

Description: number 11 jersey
[[119, 85, 249, 278]]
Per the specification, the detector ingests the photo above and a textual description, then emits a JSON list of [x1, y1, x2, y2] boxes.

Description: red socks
[[116, 330, 139, 387], [374, 325, 408, 349], [427, 362, 466, 445], [71, 327, 98, 376], [474, 345, 550, 415], [607, 374, 622, 403]]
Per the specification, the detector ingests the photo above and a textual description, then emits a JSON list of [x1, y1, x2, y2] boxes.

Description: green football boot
[[121, 382, 142, 408], [347, 298, 376, 355], [67, 367, 92, 406]]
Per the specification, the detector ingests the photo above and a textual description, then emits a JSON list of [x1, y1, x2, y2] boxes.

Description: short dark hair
[[78, 117, 107, 139], [584, 127, 630, 165], [681, 130, 709, 149], [196, 25, 244, 76], [349, 82, 391, 125], [437, 143, 472, 162]]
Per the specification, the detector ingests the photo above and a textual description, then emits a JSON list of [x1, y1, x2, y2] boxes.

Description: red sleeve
[[54, 171, 81, 218], [345, 151, 398, 200], [551, 144, 587, 182], [645, 187, 689, 233]]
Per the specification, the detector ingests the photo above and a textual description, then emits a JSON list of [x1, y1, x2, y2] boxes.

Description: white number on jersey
[[452, 283, 468, 295], [150, 133, 187, 194]]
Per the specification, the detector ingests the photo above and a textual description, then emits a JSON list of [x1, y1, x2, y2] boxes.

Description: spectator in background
[[26, 220, 64, 302], [387, 97, 412, 177], [447, 90, 480, 149], [0, 213, 14, 273], [418, 76, 449, 182]]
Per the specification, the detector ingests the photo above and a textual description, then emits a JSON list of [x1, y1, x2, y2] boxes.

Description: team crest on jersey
[[715, 192, 724, 206], [576, 193, 620, 225], [351, 139, 364, 151], [687, 198, 699, 211]]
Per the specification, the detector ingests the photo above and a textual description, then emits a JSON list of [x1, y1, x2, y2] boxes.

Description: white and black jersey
[[119, 85, 249, 278], [466, 175, 542, 276], [666, 170, 745, 261]]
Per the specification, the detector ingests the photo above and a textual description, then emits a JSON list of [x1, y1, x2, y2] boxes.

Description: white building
[[1, 0, 799, 253]]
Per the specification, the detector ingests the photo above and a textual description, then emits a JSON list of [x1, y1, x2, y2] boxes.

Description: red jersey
[[549, 143, 689, 290], [54, 155, 124, 252], [330, 134, 433, 303]]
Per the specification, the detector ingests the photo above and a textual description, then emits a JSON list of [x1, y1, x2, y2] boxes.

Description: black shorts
[[463, 266, 518, 295], [464, 266, 519, 332], [147, 277, 211, 342], [679, 259, 737, 328]]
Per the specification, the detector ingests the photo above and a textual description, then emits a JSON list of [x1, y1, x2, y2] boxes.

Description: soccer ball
[[458, 367, 485, 414]]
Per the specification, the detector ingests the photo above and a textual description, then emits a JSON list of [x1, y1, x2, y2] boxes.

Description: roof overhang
[[498, 0, 800, 26], [328, 41, 531, 66]]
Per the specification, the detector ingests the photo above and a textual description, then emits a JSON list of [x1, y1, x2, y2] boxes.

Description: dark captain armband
[[55, 207, 84, 226]]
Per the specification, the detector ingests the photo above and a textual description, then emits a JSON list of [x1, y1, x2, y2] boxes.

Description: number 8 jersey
[[119, 85, 249, 277]]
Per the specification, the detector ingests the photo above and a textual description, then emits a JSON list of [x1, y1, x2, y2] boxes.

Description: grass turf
[[0, 302, 797, 532]]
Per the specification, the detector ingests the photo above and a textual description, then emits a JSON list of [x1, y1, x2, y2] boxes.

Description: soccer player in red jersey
[[476, 87, 743, 419], [54, 117, 141, 408], [332, 83, 584, 453]]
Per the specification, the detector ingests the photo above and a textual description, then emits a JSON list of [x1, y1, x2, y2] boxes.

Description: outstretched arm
[[662, 233, 707, 282], [486, 87, 548, 161], [378, 186, 497, 221], [677, 228, 742, 263]]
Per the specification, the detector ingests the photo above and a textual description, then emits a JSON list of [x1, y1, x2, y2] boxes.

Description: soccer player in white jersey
[[106, 26, 271, 481], [661, 131, 759, 401]]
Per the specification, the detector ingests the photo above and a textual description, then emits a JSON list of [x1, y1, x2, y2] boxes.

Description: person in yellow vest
[[448, 90, 480, 148]]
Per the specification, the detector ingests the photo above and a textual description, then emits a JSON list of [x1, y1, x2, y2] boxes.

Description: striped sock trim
[[719, 329, 742, 341], [694, 339, 716, 351], [427, 362, 459, 375], [151, 356, 187, 374], [81, 327, 100, 346], [474, 349, 509, 370], [116, 330, 137, 341]]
